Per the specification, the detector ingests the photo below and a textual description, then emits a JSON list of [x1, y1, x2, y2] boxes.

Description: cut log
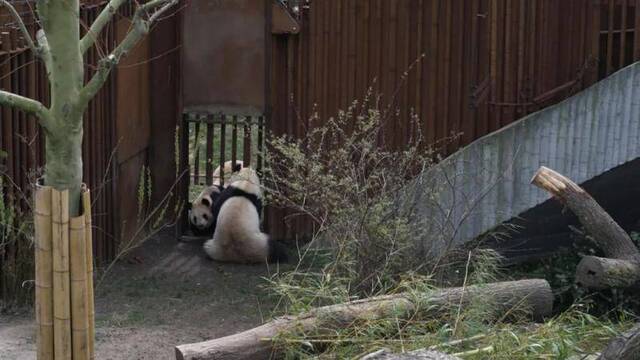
[[575, 256, 640, 290], [597, 323, 640, 360], [360, 348, 461, 360], [175, 279, 553, 360], [531, 167, 639, 261], [531, 166, 640, 290]]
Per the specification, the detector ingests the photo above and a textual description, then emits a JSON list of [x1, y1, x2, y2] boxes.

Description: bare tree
[[0, 0, 178, 216]]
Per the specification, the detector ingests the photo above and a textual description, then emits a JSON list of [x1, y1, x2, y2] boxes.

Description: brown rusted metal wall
[[0, 1, 166, 275], [182, 0, 268, 115], [268, 0, 640, 240]]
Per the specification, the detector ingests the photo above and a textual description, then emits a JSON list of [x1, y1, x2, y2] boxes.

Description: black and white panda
[[188, 160, 244, 237], [203, 167, 287, 263]]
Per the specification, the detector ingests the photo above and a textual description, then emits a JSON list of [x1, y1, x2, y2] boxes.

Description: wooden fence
[[267, 0, 640, 239]]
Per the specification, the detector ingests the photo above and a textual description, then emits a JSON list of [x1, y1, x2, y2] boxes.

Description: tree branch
[[0, 0, 40, 56], [36, 30, 52, 73], [77, 0, 178, 109], [0, 90, 51, 129], [79, 0, 127, 54]]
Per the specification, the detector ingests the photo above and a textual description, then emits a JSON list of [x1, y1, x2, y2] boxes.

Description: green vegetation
[[259, 97, 637, 359], [0, 177, 34, 309]]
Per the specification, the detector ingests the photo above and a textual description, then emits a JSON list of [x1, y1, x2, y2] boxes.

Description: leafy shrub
[[263, 94, 438, 295]]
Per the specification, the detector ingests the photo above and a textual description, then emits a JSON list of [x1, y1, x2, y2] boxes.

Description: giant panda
[[203, 167, 287, 263], [187, 160, 243, 237], [212, 160, 244, 187]]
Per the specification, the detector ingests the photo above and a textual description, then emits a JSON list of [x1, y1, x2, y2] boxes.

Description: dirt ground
[[0, 230, 292, 360]]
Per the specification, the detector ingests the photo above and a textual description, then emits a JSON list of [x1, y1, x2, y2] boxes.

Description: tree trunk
[[531, 167, 640, 290], [575, 256, 640, 290], [44, 132, 84, 215], [597, 323, 640, 360], [40, 0, 85, 216], [175, 279, 553, 360], [530, 167, 639, 261]]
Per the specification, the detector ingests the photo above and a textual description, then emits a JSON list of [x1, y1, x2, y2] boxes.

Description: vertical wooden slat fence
[[267, 0, 640, 241]]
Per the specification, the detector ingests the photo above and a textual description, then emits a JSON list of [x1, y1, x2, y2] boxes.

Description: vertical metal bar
[[635, 0, 640, 61], [205, 123, 213, 185], [1, 33, 14, 199], [257, 116, 264, 173], [607, 0, 615, 75], [588, 0, 601, 83], [177, 114, 191, 237], [219, 114, 226, 186], [516, 0, 526, 117], [243, 116, 252, 166], [231, 116, 238, 169], [621, 0, 628, 67], [426, 0, 439, 144], [192, 122, 201, 185], [413, 0, 424, 142]]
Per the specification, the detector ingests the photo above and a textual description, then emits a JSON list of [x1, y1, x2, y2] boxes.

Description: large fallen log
[[175, 279, 552, 360], [597, 323, 640, 360], [531, 167, 640, 289]]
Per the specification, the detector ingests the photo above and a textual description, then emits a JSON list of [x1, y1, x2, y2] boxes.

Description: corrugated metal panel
[[410, 61, 640, 255]]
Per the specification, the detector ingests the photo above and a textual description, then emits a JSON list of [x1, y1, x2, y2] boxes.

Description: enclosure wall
[[267, 0, 640, 240]]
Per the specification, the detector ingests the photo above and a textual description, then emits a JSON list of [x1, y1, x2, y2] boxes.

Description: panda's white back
[[203, 196, 268, 263]]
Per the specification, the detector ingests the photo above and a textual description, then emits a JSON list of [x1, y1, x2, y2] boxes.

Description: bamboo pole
[[82, 186, 95, 359], [35, 185, 53, 360], [70, 214, 89, 360], [52, 188, 72, 359]]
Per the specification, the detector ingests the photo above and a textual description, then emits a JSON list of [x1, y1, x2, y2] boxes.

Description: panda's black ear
[[233, 164, 242, 172], [201, 196, 212, 207], [186, 202, 192, 210]]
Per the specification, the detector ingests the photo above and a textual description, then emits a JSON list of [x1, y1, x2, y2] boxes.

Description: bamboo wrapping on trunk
[[52, 189, 72, 360], [35, 186, 53, 360], [70, 215, 89, 360], [82, 187, 95, 359]]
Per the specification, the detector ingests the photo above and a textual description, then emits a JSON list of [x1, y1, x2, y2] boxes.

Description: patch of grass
[[261, 96, 637, 359], [96, 309, 150, 328], [267, 250, 634, 359]]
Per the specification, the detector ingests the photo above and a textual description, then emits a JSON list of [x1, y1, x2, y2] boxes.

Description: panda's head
[[188, 186, 222, 230]]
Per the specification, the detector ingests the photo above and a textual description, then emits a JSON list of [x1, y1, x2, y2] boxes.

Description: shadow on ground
[[0, 230, 291, 360]]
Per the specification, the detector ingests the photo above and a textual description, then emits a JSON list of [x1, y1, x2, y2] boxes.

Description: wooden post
[[35, 186, 54, 360], [82, 187, 96, 359], [70, 214, 89, 360], [52, 188, 72, 359]]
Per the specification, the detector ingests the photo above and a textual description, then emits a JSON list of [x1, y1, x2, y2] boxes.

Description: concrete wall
[[408, 61, 640, 255]]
